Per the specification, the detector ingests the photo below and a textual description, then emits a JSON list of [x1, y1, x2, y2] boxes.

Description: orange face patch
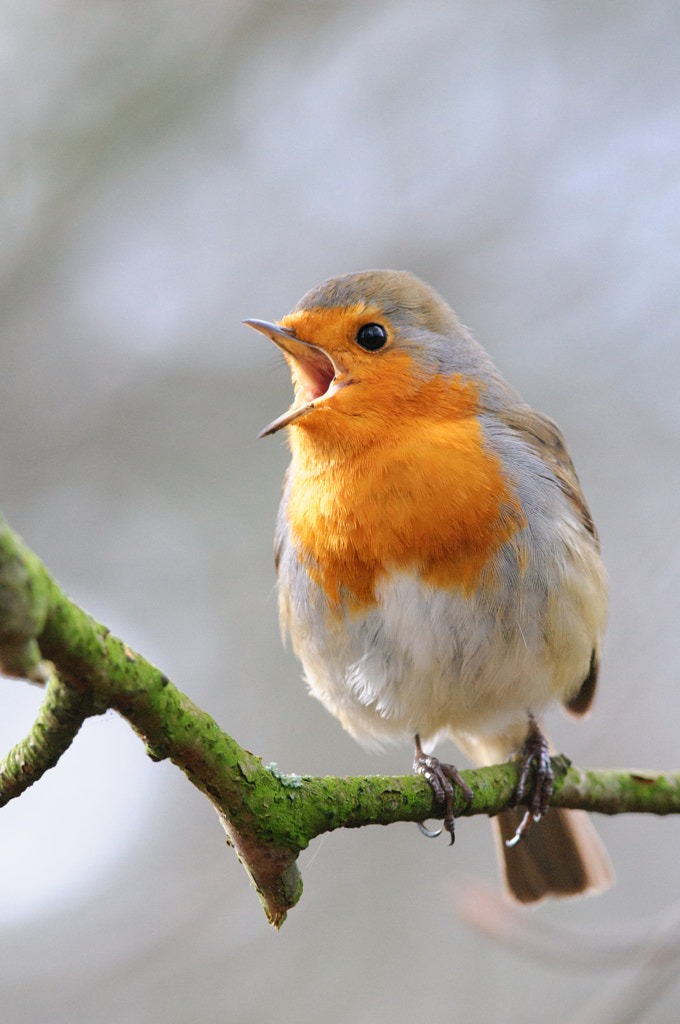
[[281, 302, 379, 359], [279, 305, 480, 452]]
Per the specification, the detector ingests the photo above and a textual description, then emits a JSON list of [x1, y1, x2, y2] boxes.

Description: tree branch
[[1, 511, 678, 926], [0, 669, 95, 805]]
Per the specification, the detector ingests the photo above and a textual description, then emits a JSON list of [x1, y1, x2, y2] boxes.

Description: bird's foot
[[413, 734, 473, 844], [506, 716, 553, 848]]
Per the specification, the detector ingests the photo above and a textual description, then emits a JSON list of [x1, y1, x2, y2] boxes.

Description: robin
[[246, 269, 612, 902]]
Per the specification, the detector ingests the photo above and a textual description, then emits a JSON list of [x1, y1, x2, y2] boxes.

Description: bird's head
[[245, 270, 508, 446]]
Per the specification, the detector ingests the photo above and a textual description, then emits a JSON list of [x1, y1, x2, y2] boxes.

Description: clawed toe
[[413, 733, 473, 844], [506, 716, 554, 846]]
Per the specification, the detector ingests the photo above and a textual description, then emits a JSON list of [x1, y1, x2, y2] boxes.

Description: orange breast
[[285, 373, 525, 609]]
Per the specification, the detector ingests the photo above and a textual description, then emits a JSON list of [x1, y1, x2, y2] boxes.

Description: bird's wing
[[499, 404, 598, 543], [498, 404, 601, 716]]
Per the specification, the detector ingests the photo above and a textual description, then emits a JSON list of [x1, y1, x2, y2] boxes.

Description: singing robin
[[246, 269, 612, 902]]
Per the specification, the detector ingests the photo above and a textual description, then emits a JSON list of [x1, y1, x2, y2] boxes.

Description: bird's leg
[[413, 733, 474, 844], [516, 715, 553, 817], [506, 715, 553, 847]]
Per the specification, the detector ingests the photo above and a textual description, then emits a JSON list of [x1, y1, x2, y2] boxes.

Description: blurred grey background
[[1, 2, 680, 1022]]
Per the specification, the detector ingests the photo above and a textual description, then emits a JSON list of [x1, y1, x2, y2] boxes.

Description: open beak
[[244, 319, 340, 437]]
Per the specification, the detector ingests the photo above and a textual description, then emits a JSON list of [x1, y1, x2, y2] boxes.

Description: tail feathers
[[493, 806, 613, 903], [454, 727, 613, 902]]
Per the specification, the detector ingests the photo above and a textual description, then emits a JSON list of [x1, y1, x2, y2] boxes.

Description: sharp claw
[[417, 821, 443, 839], [504, 808, 533, 847]]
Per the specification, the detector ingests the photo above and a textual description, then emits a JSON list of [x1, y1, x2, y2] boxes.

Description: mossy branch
[[1, 512, 678, 927]]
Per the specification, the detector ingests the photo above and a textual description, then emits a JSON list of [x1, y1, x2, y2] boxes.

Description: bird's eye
[[355, 322, 388, 351]]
